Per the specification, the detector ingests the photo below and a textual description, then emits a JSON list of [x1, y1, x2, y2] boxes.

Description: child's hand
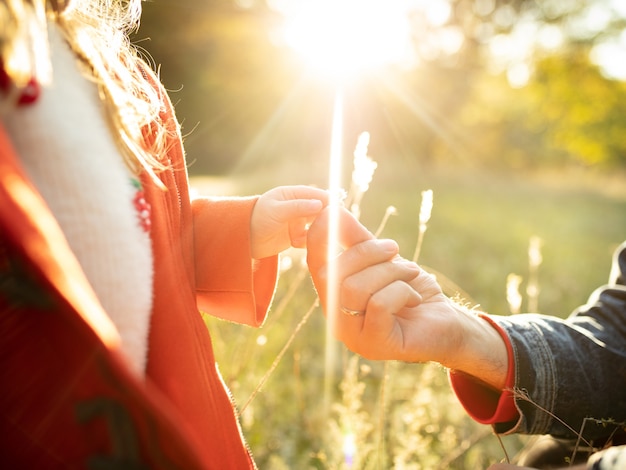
[[250, 185, 329, 259]]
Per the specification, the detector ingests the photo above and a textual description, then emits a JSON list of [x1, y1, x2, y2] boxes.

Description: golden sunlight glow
[[279, 0, 415, 80]]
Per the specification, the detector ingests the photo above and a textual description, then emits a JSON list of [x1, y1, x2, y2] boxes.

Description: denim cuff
[[491, 315, 557, 435], [491, 304, 626, 441]]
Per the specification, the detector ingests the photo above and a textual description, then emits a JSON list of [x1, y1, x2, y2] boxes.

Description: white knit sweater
[[1, 23, 154, 376]]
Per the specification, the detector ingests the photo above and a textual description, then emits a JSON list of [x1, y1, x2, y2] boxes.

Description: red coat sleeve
[[192, 196, 279, 327]]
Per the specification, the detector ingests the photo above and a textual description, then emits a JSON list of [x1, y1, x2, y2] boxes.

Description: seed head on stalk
[[527, 236, 543, 312], [412, 189, 433, 263], [506, 273, 523, 314], [348, 132, 378, 220], [374, 205, 398, 238]]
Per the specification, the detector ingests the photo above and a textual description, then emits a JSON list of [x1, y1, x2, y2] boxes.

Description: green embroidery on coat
[[0, 239, 56, 310]]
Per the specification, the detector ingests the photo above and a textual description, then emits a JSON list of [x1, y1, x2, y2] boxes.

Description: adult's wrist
[[447, 304, 509, 391], [446, 308, 519, 425]]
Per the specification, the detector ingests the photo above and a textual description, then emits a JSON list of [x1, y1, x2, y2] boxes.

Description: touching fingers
[[339, 257, 421, 312], [276, 185, 330, 207], [308, 237, 403, 314], [275, 199, 324, 224], [366, 279, 423, 322], [307, 206, 375, 273]]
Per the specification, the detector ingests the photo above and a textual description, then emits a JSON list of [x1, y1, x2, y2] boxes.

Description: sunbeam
[[324, 89, 344, 415]]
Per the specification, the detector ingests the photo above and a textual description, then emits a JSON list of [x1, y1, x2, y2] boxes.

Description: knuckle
[[353, 240, 376, 258], [352, 240, 375, 258], [367, 292, 388, 313], [342, 275, 362, 297]]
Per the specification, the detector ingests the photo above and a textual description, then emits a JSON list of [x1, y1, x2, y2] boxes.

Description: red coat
[[0, 85, 278, 468]]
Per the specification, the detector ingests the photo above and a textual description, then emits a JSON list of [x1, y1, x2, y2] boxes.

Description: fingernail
[[406, 286, 423, 306], [398, 259, 420, 270], [377, 239, 399, 253], [304, 200, 323, 211]]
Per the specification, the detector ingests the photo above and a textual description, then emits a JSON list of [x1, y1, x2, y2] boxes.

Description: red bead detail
[[17, 78, 40, 105], [0, 62, 40, 106], [133, 190, 151, 233], [0, 65, 10, 92]]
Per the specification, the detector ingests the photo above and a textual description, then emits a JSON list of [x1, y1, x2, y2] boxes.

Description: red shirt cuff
[[449, 314, 518, 424]]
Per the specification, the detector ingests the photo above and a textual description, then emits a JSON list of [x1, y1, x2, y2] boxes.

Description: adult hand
[[307, 206, 447, 362], [250, 185, 329, 259], [306, 206, 509, 390]]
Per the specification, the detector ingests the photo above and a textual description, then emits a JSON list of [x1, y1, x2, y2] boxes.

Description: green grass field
[[192, 161, 626, 468]]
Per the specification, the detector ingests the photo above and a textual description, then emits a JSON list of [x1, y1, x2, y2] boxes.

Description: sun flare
[[279, 0, 415, 81]]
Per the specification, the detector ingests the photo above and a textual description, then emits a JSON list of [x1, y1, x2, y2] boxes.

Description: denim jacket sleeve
[[491, 241, 626, 441]]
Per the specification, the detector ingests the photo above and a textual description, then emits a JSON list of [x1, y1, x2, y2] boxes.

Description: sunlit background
[[137, 1, 626, 467], [139, 0, 626, 176]]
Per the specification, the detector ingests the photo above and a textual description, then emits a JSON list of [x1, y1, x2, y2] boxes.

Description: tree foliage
[[528, 49, 626, 168], [456, 47, 626, 170]]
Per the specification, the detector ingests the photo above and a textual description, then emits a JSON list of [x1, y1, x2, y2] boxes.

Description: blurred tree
[[527, 48, 626, 168], [453, 45, 626, 170], [137, 0, 295, 174]]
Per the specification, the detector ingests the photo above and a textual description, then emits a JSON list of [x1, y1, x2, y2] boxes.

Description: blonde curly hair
[[1, 0, 173, 181]]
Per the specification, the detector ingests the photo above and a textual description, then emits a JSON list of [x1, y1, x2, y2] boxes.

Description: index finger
[[306, 206, 375, 274], [273, 185, 330, 206]]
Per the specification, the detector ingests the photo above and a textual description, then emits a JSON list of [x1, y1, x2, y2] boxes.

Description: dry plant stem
[[421, 264, 476, 305], [411, 229, 426, 263], [495, 432, 512, 464], [351, 192, 364, 220], [377, 362, 390, 467], [238, 298, 319, 417], [526, 236, 542, 312], [571, 418, 589, 464], [373, 206, 397, 239], [344, 182, 356, 213], [219, 267, 309, 383], [569, 417, 625, 463], [412, 190, 433, 263], [266, 264, 309, 325], [379, 195, 429, 463], [511, 389, 593, 448], [437, 428, 496, 469], [572, 417, 610, 464]]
